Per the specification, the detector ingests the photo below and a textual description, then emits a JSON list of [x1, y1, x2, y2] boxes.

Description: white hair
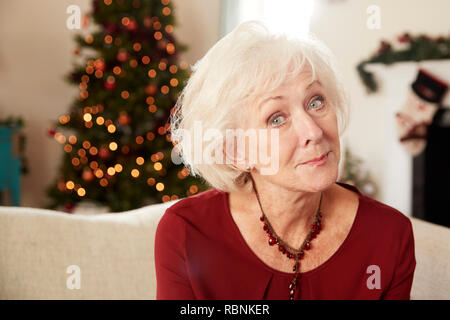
[[169, 20, 349, 193]]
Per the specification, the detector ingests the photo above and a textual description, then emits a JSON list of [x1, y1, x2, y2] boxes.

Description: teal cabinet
[[0, 126, 21, 206]]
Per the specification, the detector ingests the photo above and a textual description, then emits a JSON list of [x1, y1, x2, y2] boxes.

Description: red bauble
[[127, 20, 138, 31], [116, 50, 129, 62], [99, 148, 110, 159], [105, 23, 118, 34], [143, 16, 152, 28], [145, 84, 157, 95], [398, 33, 411, 43], [118, 114, 131, 125], [64, 202, 75, 213], [377, 40, 392, 54], [47, 128, 56, 137], [82, 13, 90, 29], [96, 61, 106, 72], [82, 169, 94, 182], [104, 80, 116, 90]]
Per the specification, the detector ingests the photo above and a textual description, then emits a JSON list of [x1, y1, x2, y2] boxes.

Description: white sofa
[[0, 202, 449, 299]]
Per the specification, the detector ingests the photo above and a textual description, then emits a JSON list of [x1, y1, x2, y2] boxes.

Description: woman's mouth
[[299, 152, 329, 167]]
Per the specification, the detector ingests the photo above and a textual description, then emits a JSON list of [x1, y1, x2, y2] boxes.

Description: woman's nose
[[293, 112, 323, 146]]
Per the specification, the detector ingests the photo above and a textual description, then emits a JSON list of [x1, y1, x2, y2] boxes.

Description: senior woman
[[155, 21, 416, 300]]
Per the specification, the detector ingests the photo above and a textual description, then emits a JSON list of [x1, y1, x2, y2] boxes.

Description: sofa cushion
[[409, 217, 450, 299], [0, 201, 176, 299], [0, 203, 449, 299]]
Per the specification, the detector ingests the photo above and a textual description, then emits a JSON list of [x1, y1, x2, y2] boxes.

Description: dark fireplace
[[413, 107, 450, 228]]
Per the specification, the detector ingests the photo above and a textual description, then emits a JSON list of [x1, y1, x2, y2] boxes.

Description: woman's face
[[245, 69, 341, 193]]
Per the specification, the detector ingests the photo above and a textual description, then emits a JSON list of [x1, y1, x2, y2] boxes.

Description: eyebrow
[[258, 80, 321, 109]]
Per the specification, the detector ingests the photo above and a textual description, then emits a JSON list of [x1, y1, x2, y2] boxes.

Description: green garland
[[357, 33, 450, 93], [0, 115, 29, 175]]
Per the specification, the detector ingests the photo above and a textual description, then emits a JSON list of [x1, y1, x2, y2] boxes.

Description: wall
[[0, 0, 221, 208], [2, 0, 448, 209], [309, 0, 450, 205]]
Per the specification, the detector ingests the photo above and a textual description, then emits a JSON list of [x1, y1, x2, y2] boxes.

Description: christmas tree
[[45, 0, 209, 213], [338, 147, 377, 198]]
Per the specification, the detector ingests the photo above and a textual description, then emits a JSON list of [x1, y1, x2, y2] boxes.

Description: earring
[[245, 165, 252, 172]]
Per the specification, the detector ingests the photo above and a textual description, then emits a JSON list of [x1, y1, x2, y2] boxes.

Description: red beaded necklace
[[250, 176, 323, 300]]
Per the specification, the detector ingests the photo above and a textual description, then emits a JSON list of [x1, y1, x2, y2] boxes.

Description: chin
[[308, 178, 336, 193], [293, 167, 338, 192]]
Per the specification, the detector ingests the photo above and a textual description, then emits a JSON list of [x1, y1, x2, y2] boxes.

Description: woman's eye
[[309, 95, 325, 109], [269, 114, 285, 127]]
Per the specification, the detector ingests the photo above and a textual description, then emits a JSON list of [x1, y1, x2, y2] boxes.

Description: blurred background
[[0, 0, 449, 227]]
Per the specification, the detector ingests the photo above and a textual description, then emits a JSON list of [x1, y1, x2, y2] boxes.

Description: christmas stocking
[[395, 68, 448, 156]]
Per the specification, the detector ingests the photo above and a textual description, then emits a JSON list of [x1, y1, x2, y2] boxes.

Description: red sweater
[[155, 182, 416, 300]]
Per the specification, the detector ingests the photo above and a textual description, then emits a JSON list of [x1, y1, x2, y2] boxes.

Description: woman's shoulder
[[359, 192, 412, 231], [337, 182, 413, 234], [164, 187, 226, 221], [157, 188, 230, 243]]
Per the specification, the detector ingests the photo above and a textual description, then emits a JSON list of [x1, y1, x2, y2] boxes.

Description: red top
[[155, 182, 416, 300]]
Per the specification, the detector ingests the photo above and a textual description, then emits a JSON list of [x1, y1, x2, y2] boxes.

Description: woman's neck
[[234, 177, 337, 246]]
